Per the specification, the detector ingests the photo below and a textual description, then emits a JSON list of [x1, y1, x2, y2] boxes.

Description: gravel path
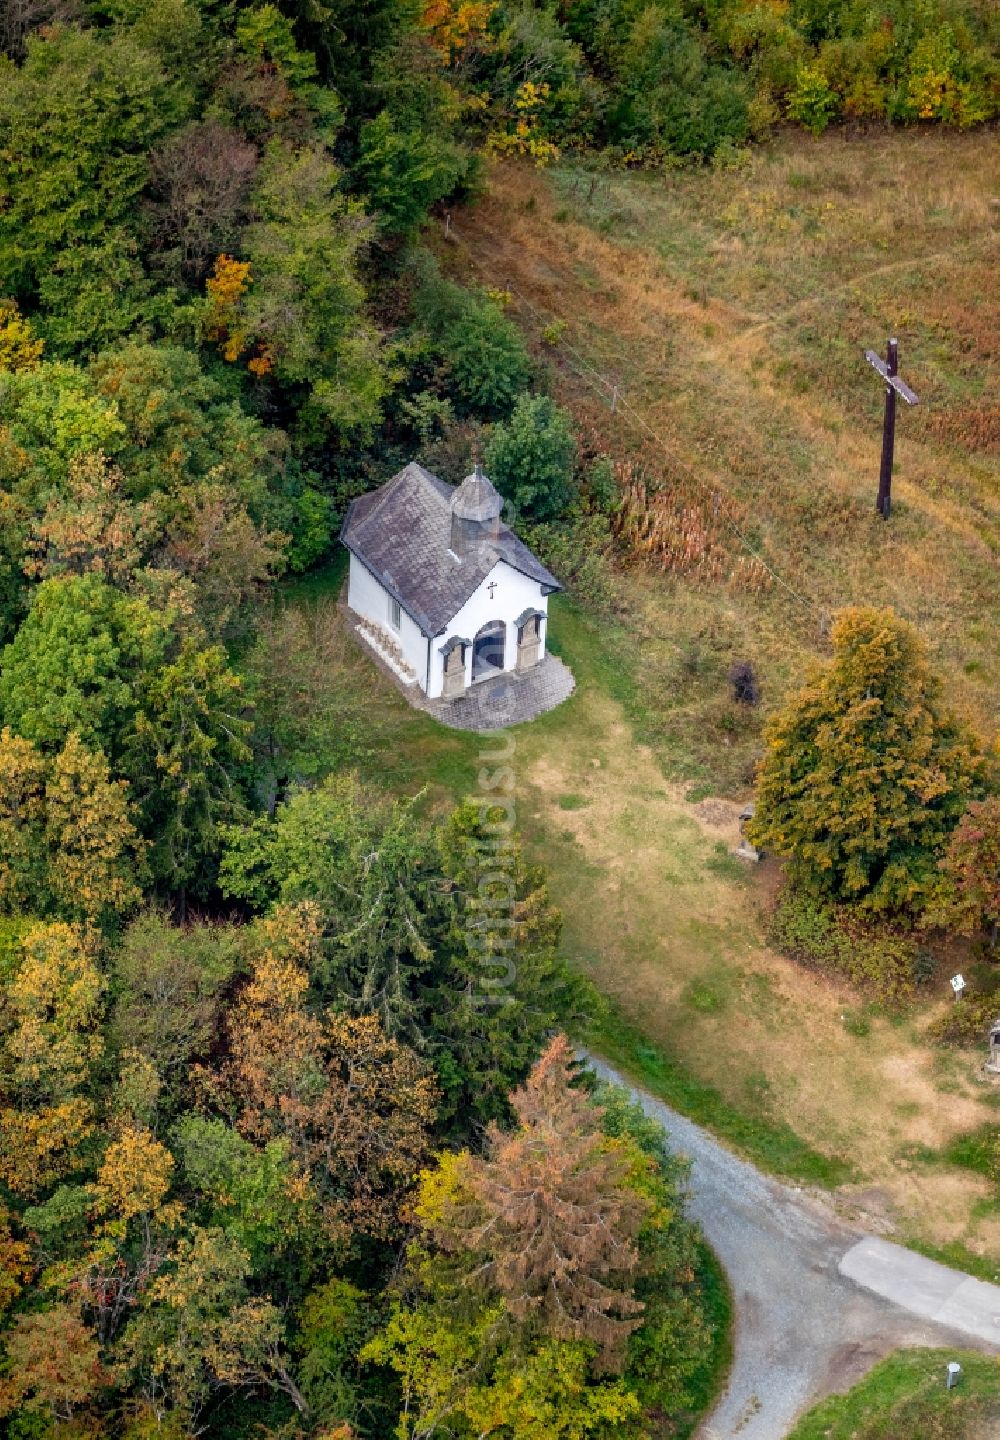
[[585, 1054, 1000, 1440]]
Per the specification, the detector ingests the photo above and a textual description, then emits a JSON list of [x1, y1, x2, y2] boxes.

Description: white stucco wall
[[427, 561, 548, 699], [348, 554, 549, 698], [347, 555, 430, 688]]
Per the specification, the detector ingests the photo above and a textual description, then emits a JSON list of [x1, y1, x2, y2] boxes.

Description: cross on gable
[[488, 580, 497, 600]]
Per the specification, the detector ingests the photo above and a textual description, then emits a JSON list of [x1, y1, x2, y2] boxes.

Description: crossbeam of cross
[[864, 338, 919, 519]]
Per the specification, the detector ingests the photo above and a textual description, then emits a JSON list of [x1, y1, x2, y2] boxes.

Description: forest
[[0, 1, 997, 1437]]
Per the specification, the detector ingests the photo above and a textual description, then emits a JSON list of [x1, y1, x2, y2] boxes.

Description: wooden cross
[[864, 338, 919, 519], [487, 581, 497, 600]]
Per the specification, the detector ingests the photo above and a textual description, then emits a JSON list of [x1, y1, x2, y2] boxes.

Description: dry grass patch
[[516, 670, 1000, 1255], [443, 130, 999, 754]]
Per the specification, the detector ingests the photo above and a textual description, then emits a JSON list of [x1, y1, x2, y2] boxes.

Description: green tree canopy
[[222, 141, 387, 443], [111, 912, 244, 1109], [0, 23, 192, 353], [125, 638, 252, 896], [486, 392, 577, 521], [220, 780, 580, 1130], [0, 574, 166, 756]]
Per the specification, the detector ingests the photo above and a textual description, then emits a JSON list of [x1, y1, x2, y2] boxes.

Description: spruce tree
[[749, 607, 983, 914]]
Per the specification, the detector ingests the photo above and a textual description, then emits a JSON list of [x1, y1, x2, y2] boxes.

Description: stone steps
[[355, 618, 417, 686]]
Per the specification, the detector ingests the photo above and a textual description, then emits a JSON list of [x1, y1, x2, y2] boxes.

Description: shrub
[[767, 888, 917, 1004], [787, 65, 839, 134], [584, 455, 618, 516], [728, 660, 760, 707], [607, 9, 750, 160], [356, 110, 469, 238], [442, 296, 533, 419], [409, 257, 533, 421], [518, 513, 618, 611], [485, 393, 577, 521], [926, 796, 1000, 948], [910, 946, 939, 989], [928, 994, 1000, 1048]]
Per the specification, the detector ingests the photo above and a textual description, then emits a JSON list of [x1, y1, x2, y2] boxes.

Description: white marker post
[[951, 974, 966, 1002], [946, 1361, 962, 1390]]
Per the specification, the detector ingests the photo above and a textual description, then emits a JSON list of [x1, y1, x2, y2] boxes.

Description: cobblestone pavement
[[417, 654, 576, 731], [584, 1053, 1000, 1440]]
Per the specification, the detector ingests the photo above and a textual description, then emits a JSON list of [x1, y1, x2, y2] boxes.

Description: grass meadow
[[445, 130, 999, 791], [787, 1348, 1000, 1438]]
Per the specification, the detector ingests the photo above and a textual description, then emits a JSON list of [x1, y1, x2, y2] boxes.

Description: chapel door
[[472, 621, 505, 679]]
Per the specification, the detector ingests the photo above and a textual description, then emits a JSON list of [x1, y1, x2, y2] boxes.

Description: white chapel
[[341, 461, 561, 701]]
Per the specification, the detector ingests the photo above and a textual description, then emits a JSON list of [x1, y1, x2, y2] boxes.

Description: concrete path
[[585, 1054, 1000, 1440]]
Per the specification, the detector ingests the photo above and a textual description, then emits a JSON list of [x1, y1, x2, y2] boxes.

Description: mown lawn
[[787, 1349, 1000, 1439]]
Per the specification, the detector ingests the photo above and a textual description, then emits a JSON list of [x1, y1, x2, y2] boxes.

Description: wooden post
[[876, 338, 898, 519], [864, 339, 919, 521]]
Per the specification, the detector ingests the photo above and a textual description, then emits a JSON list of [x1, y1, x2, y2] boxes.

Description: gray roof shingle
[[452, 466, 503, 522], [341, 462, 561, 637]]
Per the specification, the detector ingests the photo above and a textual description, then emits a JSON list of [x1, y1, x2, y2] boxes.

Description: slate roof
[[341, 462, 561, 637]]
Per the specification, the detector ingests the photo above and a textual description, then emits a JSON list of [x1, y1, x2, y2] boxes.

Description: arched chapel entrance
[[472, 620, 506, 680]]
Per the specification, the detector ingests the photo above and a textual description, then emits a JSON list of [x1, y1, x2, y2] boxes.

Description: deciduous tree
[[0, 727, 46, 912], [0, 922, 103, 1196], [175, 1116, 319, 1279], [159, 480, 288, 631], [240, 142, 387, 441], [0, 1206, 32, 1318], [44, 733, 145, 922], [365, 1302, 640, 1440], [0, 300, 44, 372], [0, 728, 144, 923], [929, 795, 1000, 947], [212, 904, 436, 1242], [147, 120, 258, 282], [78, 1127, 184, 1343], [0, 24, 191, 352], [0, 1304, 107, 1423], [0, 573, 164, 756], [111, 912, 243, 1104], [118, 1225, 305, 1425], [485, 392, 577, 521], [23, 451, 159, 586]]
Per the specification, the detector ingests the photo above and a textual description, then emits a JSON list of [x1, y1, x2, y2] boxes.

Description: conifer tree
[[749, 607, 983, 914], [428, 1034, 650, 1366]]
